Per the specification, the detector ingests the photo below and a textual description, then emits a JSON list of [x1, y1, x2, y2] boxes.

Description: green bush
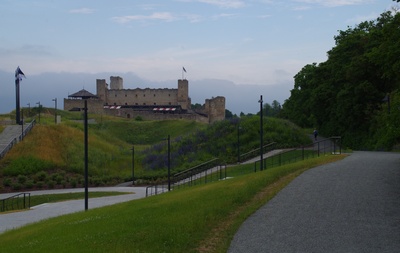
[[47, 180, 55, 189], [17, 175, 27, 184], [11, 182, 22, 191], [3, 157, 54, 176], [25, 180, 34, 189], [2, 178, 12, 187], [35, 171, 48, 182]]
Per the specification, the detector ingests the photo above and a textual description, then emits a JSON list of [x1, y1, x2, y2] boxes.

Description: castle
[[64, 77, 225, 124]]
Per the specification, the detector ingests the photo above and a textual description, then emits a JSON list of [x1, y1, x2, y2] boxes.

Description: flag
[[15, 66, 26, 81], [183, 67, 187, 73]]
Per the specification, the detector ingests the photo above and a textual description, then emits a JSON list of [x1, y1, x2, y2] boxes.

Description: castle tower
[[177, 79, 189, 110], [96, 79, 108, 103], [110, 76, 123, 90], [205, 96, 226, 123]]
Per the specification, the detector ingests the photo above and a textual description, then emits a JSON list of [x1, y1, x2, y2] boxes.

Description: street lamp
[[36, 101, 41, 123], [259, 95, 264, 171], [237, 123, 241, 163], [131, 146, 135, 186], [27, 103, 30, 117], [164, 135, 171, 191], [52, 98, 57, 124]]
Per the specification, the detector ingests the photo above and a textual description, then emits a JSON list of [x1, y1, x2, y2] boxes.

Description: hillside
[[0, 110, 311, 192]]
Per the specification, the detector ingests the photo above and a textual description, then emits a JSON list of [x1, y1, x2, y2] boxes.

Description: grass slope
[[0, 155, 345, 253], [1, 110, 311, 192]]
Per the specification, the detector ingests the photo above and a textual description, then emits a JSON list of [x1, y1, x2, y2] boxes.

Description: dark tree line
[[282, 9, 400, 149]]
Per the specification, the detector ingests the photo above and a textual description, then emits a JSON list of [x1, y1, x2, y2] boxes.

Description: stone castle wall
[[65, 77, 224, 124], [63, 98, 104, 114]]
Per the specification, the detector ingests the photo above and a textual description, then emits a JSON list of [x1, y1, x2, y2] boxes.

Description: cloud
[[111, 12, 176, 24], [196, 0, 246, 8], [69, 8, 95, 14], [293, 0, 370, 7]]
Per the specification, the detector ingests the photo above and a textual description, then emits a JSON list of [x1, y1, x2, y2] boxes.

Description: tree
[[282, 11, 400, 149], [225, 109, 234, 119]]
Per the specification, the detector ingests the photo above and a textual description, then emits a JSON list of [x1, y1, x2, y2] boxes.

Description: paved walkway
[[228, 151, 400, 253], [0, 186, 147, 234], [0, 125, 22, 154]]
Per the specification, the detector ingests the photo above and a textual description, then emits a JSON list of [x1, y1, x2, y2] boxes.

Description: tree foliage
[[282, 10, 400, 149]]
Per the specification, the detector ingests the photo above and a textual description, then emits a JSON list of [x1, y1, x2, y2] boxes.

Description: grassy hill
[[0, 109, 311, 192]]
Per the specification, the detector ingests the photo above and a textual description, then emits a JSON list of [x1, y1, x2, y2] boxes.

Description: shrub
[[3, 178, 12, 187], [35, 171, 47, 182], [3, 156, 54, 176], [25, 180, 34, 189], [47, 180, 55, 189], [17, 175, 27, 184], [12, 183, 22, 191], [70, 179, 77, 188]]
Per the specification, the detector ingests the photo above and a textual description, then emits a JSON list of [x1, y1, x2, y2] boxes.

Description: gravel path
[[228, 151, 400, 253]]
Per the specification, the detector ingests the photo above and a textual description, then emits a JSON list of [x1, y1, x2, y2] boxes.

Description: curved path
[[228, 151, 400, 253], [0, 186, 147, 234]]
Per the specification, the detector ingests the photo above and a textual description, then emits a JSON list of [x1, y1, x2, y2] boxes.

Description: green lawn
[[0, 155, 345, 253]]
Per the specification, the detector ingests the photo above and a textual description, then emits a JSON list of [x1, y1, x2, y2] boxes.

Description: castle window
[[169, 102, 171, 105], [114, 103, 116, 105], [125, 103, 128, 105], [135, 94, 138, 98], [154, 103, 156, 105], [153, 94, 156, 97], [115, 94, 117, 97], [125, 94, 127, 97], [143, 94, 146, 97], [135, 103, 138, 105], [143, 103, 146, 105], [169, 94, 171, 97]]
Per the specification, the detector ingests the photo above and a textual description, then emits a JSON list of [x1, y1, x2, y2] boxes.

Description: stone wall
[[63, 98, 104, 114], [65, 77, 225, 124], [103, 108, 210, 124]]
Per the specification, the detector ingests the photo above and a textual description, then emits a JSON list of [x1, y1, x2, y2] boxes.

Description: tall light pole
[[237, 122, 241, 163], [131, 146, 135, 186], [84, 100, 88, 211], [27, 103, 30, 117], [165, 135, 171, 191], [36, 102, 41, 124], [52, 98, 57, 124], [259, 95, 264, 171]]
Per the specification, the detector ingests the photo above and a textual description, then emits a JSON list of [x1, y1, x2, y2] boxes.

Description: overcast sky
[[0, 0, 396, 114]]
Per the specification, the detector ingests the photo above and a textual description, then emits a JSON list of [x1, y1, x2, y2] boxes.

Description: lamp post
[[131, 146, 135, 186], [52, 98, 57, 124], [84, 100, 88, 211], [165, 135, 171, 191], [259, 95, 264, 171], [237, 123, 241, 163], [21, 109, 24, 137], [27, 103, 30, 117], [36, 102, 41, 123]]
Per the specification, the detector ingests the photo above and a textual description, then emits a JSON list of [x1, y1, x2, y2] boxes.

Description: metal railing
[[146, 158, 222, 197], [0, 119, 36, 160], [145, 137, 341, 197], [239, 142, 276, 163], [254, 137, 342, 171], [1, 193, 31, 212]]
